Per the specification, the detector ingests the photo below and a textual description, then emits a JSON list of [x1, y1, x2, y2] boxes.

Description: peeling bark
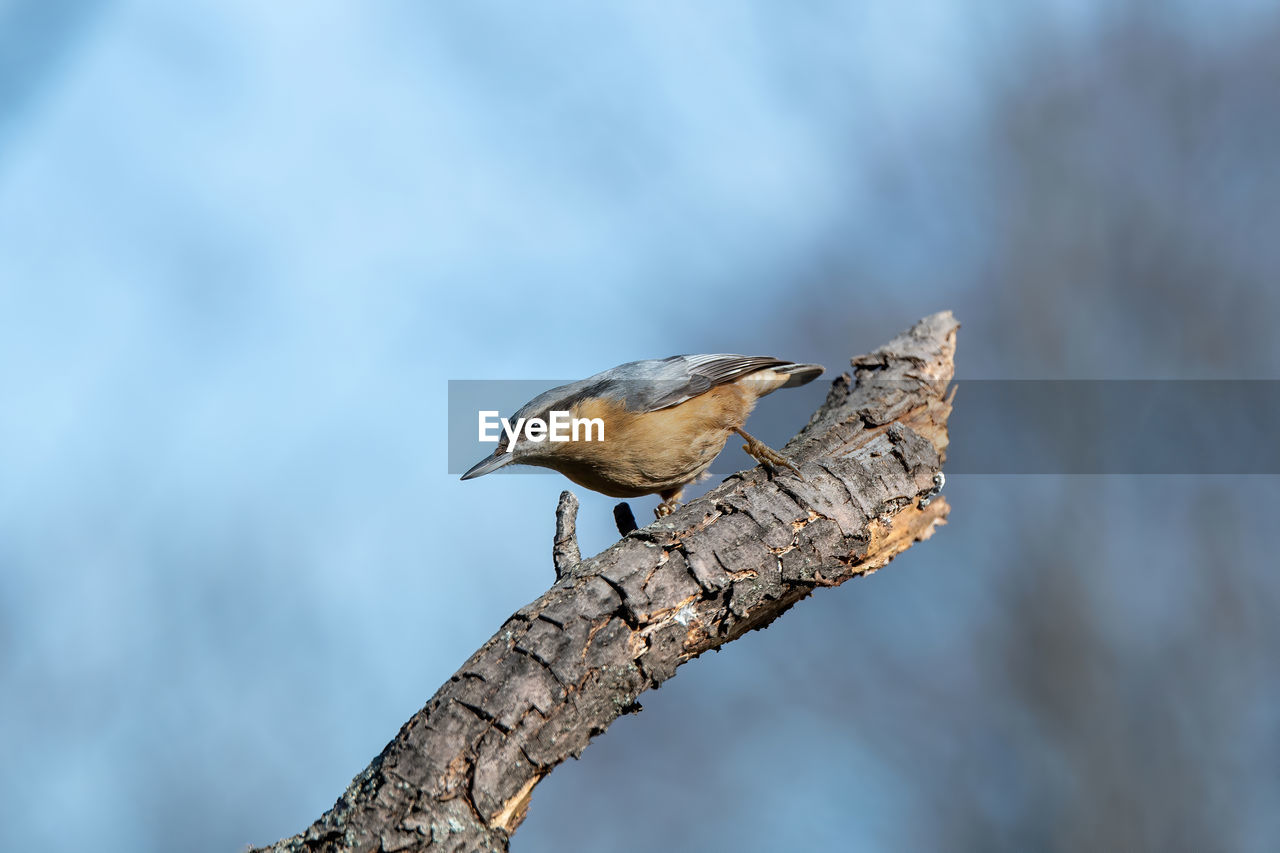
[[253, 311, 959, 853]]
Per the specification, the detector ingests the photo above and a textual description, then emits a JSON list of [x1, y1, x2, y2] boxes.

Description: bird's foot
[[734, 428, 804, 480], [654, 488, 684, 520]]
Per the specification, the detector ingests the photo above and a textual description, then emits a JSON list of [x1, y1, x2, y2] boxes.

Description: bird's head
[[460, 434, 520, 480], [460, 404, 564, 480]]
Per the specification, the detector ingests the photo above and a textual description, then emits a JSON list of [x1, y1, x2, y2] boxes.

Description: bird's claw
[[738, 431, 805, 481], [654, 501, 678, 519]]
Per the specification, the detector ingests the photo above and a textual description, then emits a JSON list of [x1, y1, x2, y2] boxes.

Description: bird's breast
[[531, 384, 756, 495]]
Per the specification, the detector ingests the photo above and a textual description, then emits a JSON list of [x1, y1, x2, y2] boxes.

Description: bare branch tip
[[552, 490, 580, 580], [613, 502, 638, 537]]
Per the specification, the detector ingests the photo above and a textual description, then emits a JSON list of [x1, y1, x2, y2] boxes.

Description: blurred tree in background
[[1, 1, 1277, 851]]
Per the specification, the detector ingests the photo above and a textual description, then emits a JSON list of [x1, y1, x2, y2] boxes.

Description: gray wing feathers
[[674, 354, 788, 384], [513, 354, 823, 421], [636, 354, 789, 411]]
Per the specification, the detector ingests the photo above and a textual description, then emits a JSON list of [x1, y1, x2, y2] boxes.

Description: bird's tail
[[776, 362, 824, 388]]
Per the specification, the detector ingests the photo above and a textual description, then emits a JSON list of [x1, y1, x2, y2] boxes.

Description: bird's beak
[[460, 450, 515, 480]]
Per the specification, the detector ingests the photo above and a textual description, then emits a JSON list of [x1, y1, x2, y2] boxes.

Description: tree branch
[[551, 491, 580, 581], [253, 311, 959, 853]]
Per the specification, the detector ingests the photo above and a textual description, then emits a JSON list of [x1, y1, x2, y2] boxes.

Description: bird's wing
[[510, 355, 812, 422], [621, 354, 790, 412]]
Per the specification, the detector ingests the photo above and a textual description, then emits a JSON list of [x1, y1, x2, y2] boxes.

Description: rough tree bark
[[254, 311, 959, 853]]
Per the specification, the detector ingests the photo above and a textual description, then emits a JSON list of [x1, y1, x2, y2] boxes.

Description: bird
[[461, 354, 824, 518]]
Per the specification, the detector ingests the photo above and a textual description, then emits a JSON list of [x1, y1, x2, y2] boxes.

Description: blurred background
[[2, 1, 1278, 851]]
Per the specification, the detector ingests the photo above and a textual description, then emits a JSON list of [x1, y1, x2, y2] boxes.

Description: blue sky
[[2, 2, 1278, 851]]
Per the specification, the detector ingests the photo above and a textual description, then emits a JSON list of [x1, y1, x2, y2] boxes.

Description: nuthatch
[[461, 355, 824, 518]]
